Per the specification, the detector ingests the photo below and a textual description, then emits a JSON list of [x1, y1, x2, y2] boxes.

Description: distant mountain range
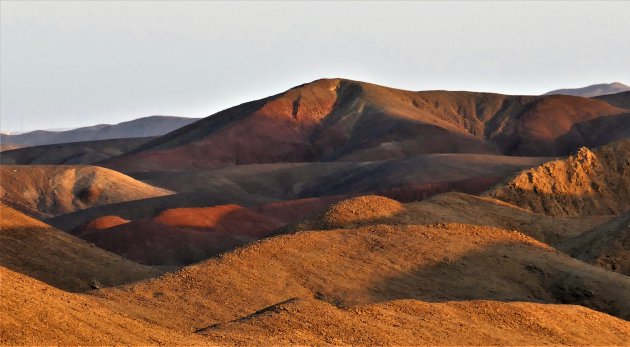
[[544, 82, 630, 97], [0, 116, 200, 147]]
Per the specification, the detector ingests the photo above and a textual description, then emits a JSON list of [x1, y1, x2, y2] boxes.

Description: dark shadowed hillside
[[0, 137, 153, 165], [560, 212, 630, 276], [594, 91, 630, 109]]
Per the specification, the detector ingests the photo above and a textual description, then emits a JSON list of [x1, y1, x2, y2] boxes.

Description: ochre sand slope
[[290, 193, 610, 245], [0, 267, 207, 346], [201, 298, 630, 346], [97, 224, 630, 334], [2, 265, 629, 346], [2, 221, 630, 345], [0, 204, 159, 292], [0, 165, 172, 218], [292, 195, 406, 231]]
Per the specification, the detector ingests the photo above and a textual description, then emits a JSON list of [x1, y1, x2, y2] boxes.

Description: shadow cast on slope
[[366, 241, 630, 321], [555, 113, 630, 154]]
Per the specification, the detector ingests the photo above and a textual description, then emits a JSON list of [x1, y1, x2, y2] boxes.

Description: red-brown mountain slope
[[102, 79, 628, 173]]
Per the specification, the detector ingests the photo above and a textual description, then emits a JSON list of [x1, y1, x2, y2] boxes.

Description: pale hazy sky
[[1, 1, 629, 132]]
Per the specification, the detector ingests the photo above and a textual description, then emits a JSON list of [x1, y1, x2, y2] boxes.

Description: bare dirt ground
[[0, 267, 206, 345], [3, 223, 629, 345]]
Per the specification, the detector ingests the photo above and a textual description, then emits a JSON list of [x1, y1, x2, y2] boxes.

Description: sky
[[1, 1, 629, 132]]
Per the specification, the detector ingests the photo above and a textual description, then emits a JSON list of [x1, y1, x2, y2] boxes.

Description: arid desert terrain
[[1, 79, 630, 345]]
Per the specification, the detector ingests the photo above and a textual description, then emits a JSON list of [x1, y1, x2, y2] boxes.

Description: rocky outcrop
[[487, 140, 630, 216]]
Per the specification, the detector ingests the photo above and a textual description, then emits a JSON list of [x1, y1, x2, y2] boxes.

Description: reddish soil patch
[[77, 197, 343, 265], [79, 215, 130, 232], [80, 220, 248, 266], [154, 205, 283, 235]]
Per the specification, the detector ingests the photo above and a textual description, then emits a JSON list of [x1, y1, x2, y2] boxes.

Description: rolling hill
[[46, 154, 545, 232], [141, 153, 548, 200], [200, 298, 630, 345], [96, 223, 630, 333], [74, 205, 284, 266], [0, 115, 199, 147], [0, 144, 24, 152], [5, 198, 630, 344], [46, 191, 275, 231], [0, 165, 173, 218], [3, 262, 628, 345], [290, 194, 610, 246], [0, 204, 159, 292], [3, 78, 630, 345]]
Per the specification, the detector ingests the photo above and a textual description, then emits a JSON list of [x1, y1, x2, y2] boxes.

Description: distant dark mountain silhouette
[[544, 82, 630, 97], [0, 137, 153, 165], [0, 116, 200, 147]]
